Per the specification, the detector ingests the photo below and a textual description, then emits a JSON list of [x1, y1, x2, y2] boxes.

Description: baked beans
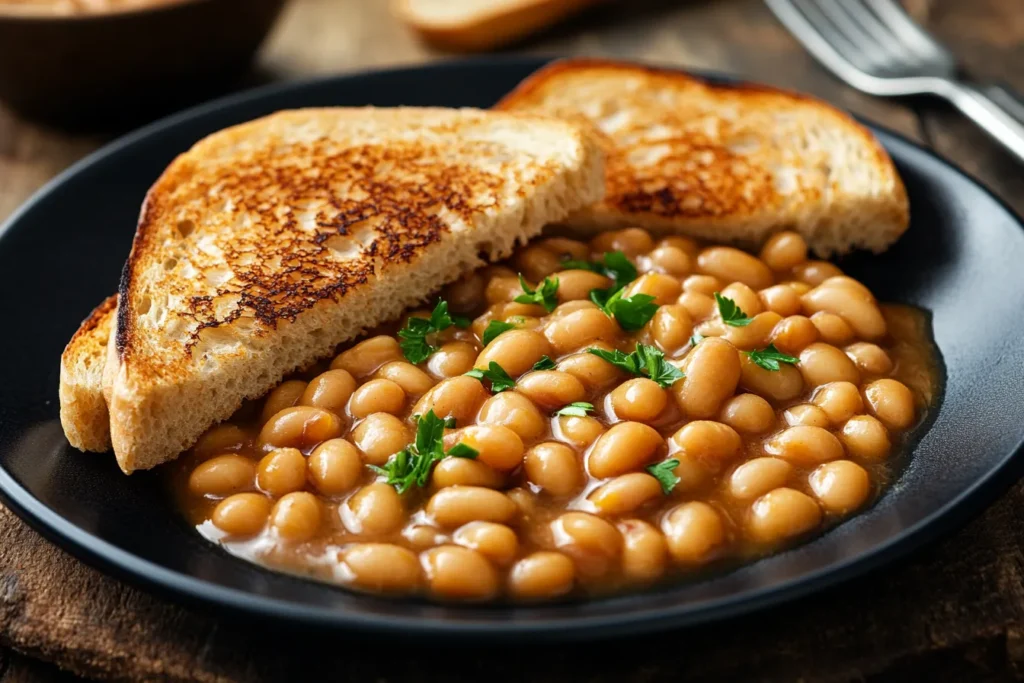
[[175, 229, 937, 601]]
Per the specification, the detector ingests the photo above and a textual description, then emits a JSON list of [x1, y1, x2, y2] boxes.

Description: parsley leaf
[[554, 401, 594, 417], [482, 320, 517, 346], [715, 292, 753, 327], [591, 288, 660, 331], [562, 251, 638, 291], [465, 361, 516, 393], [514, 274, 559, 312], [646, 459, 681, 494], [398, 300, 460, 364], [746, 343, 799, 372], [532, 355, 556, 371], [367, 410, 477, 494], [452, 316, 471, 329], [587, 343, 685, 388]]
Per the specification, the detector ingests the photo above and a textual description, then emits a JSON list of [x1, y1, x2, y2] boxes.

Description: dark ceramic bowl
[[0, 58, 1023, 641], [0, 0, 287, 127]]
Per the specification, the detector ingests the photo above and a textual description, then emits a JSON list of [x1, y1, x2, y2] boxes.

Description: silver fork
[[766, 0, 1024, 165]]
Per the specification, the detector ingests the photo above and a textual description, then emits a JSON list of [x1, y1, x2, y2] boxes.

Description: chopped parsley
[[715, 292, 753, 327], [531, 355, 557, 371], [514, 274, 559, 312], [562, 250, 638, 291], [591, 288, 660, 331], [554, 401, 594, 417], [646, 459, 681, 494], [465, 361, 516, 393], [397, 300, 460, 364], [746, 343, 799, 372], [368, 410, 478, 493], [482, 319, 517, 346], [587, 343, 685, 389]]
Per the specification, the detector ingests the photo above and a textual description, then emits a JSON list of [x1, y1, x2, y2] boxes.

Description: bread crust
[[496, 58, 910, 256], [58, 295, 117, 452], [104, 106, 605, 473]]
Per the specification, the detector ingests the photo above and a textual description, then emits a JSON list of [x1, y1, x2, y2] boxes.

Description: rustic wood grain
[[0, 0, 1022, 681]]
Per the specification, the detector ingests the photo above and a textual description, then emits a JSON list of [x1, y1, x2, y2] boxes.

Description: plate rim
[[2, 55, 1023, 640]]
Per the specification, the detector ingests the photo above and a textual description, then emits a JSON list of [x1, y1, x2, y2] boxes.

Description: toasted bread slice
[[392, 0, 599, 52], [59, 295, 117, 452], [496, 59, 909, 256], [101, 106, 604, 473]]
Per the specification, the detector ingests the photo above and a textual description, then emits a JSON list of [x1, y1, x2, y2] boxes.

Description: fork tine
[[835, 0, 927, 67], [811, 0, 898, 71], [865, 0, 957, 65], [787, 0, 880, 74]]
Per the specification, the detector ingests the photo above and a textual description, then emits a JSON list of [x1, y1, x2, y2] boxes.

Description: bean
[[189, 455, 255, 497], [212, 493, 271, 536], [516, 371, 586, 410], [649, 305, 694, 353], [270, 492, 321, 542], [587, 422, 664, 479], [374, 361, 435, 396], [673, 337, 740, 418], [341, 543, 421, 593], [556, 270, 612, 302], [719, 394, 775, 434], [477, 391, 546, 441], [431, 457, 504, 489], [524, 442, 581, 496], [738, 354, 805, 401], [812, 381, 864, 424], [344, 482, 404, 535], [802, 283, 887, 340], [619, 519, 669, 582], [446, 424, 524, 471], [697, 246, 773, 289], [809, 460, 871, 514], [308, 439, 363, 496], [589, 473, 663, 516], [764, 426, 844, 466], [331, 336, 402, 378], [411, 376, 488, 425], [662, 502, 726, 564], [839, 415, 891, 461], [508, 552, 575, 599], [300, 370, 356, 415], [256, 447, 307, 497], [551, 512, 622, 577], [259, 406, 344, 450], [728, 458, 792, 500], [759, 232, 808, 271], [747, 488, 822, 544], [453, 522, 518, 566], [427, 486, 517, 528], [261, 380, 307, 424], [351, 413, 410, 465], [798, 343, 861, 386], [844, 342, 893, 376], [623, 272, 682, 306], [609, 378, 668, 423], [863, 379, 916, 429], [544, 308, 619, 355], [422, 546, 499, 600], [349, 378, 405, 419], [476, 329, 553, 376]]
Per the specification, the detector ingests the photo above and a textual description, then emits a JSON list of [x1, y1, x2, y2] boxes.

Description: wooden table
[[1, 0, 1022, 680]]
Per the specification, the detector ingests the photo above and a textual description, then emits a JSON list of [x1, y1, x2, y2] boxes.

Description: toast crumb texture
[[106, 106, 604, 472], [496, 59, 909, 256]]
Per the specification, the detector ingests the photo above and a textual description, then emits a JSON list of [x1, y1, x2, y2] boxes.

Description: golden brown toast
[[496, 59, 909, 256], [93, 106, 603, 473], [58, 295, 117, 452]]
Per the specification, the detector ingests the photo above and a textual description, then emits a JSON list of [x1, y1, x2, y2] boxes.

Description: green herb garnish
[[532, 355, 556, 371], [514, 274, 559, 312], [554, 401, 594, 417], [465, 361, 516, 393], [591, 288, 660, 331], [690, 332, 704, 346], [562, 251, 638, 291], [587, 343, 685, 388], [482, 320, 517, 346], [368, 410, 478, 493], [746, 343, 799, 372], [646, 459, 681, 494], [715, 292, 753, 327], [397, 300, 460, 364]]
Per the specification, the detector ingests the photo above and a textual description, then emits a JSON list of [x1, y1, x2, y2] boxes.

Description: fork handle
[[937, 81, 1024, 165]]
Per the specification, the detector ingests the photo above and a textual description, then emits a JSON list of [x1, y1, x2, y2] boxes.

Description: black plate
[[1, 58, 1023, 642]]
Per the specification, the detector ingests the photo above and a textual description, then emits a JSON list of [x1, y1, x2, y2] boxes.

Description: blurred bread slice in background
[[497, 59, 910, 256], [392, 0, 601, 52]]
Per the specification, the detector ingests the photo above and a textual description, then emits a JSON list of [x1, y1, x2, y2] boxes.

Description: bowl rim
[[0, 0, 233, 23]]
